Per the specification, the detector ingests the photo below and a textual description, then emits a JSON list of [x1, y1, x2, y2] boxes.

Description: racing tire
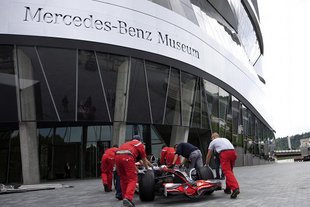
[[139, 170, 155, 201], [198, 166, 214, 180], [198, 166, 215, 195]]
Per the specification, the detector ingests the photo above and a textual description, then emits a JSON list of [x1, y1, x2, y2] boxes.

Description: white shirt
[[208, 138, 234, 153]]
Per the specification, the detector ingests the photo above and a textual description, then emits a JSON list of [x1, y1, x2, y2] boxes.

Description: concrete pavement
[[1, 161, 310, 207]]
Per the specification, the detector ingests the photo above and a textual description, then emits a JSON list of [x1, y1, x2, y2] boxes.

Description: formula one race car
[[138, 165, 222, 201]]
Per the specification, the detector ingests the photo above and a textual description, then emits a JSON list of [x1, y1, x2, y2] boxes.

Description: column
[[19, 122, 40, 184], [112, 59, 130, 146], [17, 48, 40, 184]]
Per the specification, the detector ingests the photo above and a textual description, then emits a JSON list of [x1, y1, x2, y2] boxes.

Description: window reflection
[[37, 47, 76, 121], [87, 125, 112, 142], [150, 125, 166, 159], [145, 61, 170, 124], [0, 130, 22, 183], [203, 80, 219, 132], [232, 96, 243, 147], [149, 0, 198, 24], [78, 50, 110, 122], [165, 68, 181, 126], [127, 58, 151, 123], [148, 0, 261, 66], [191, 78, 202, 128], [201, 79, 210, 129], [181, 71, 196, 127], [219, 88, 232, 140], [85, 142, 97, 177], [97, 53, 129, 121], [39, 127, 82, 180], [227, 0, 261, 64], [191, 0, 249, 65], [0, 45, 18, 122], [17, 46, 58, 121]]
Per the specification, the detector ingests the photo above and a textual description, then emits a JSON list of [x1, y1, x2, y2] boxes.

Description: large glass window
[[181, 71, 196, 127], [232, 96, 243, 146], [87, 125, 112, 142], [97, 53, 129, 121], [243, 105, 254, 154], [18, 46, 58, 121], [149, 0, 198, 24], [164, 68, 181, 126], [149, 0, 172, 10], [85, 142, 97, 177], [201, 79, 211, 129], [228, 0, 261, 64], [87, 125, 112, 177], [191, 0, 249, 65], [203, 80, 219, 132], [145, 61, 170, 124], [38, 128, 52, 180], [219, 88, 232, 140], [127, 58, 151, 123], [78, 50, 110, 122], [150, 125, 165, 159], [39, 127, 82, 180], [0, 130, 22, 183], [0, 45, 18, 122], [191, 78, 202, 128], [37, 47, 77, 121]]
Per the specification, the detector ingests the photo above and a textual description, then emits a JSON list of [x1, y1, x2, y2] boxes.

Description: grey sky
[[259, 0, 310, 138]]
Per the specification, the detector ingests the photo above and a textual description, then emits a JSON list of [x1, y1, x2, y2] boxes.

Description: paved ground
[[1, 161, 310, 207]]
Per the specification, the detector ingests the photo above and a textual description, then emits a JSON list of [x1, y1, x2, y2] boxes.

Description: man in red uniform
[[205, 132, 240, 199], [160, 145, 180, 166], [101, 144, 118, 192], [115, 135, 152, 207]]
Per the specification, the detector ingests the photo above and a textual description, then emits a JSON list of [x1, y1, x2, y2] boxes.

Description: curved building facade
[[0, 0, 275, 184]]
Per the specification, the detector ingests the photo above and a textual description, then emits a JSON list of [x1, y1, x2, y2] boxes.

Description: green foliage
[[276, 132, 310, 150]]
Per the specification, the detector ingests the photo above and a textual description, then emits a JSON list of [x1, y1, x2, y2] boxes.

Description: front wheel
[[139, 170, 155, 201]]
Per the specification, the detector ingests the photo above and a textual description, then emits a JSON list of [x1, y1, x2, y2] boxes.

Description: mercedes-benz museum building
[[0, 0, 275, 184]]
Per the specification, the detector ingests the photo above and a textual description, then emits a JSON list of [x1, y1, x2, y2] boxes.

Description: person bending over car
[[115, 135, 152, 207], [171, 142, 203, 172], [205, 132, 240, 199]]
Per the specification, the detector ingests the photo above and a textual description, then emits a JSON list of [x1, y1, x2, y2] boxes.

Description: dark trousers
[[115, 172, 122, 198], [214, 151, 224, 179]]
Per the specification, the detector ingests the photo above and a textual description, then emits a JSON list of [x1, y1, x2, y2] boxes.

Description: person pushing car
[[205, 132, 240, 199], [101, 144, 118, 192], [115, 135, 152, 207]]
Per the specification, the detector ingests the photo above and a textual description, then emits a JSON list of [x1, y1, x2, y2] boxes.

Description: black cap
[[132, 134, 143, 142]]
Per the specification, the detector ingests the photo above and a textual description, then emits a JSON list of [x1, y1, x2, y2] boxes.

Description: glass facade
[[149, 0, 259, 66], [0, 43, 274, 183], [0, 45, 18, 122], [0, 130, 22, 183], [0, 0, 273, 184]]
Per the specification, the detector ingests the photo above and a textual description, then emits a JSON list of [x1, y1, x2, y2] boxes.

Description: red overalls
[[220, 150, 239, 191], [160, 147, 180, 166], [101, 147, 118, 191], [115, 140, 146, 202]]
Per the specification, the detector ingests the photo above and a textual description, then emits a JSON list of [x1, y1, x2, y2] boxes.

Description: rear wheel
[[198, 166, 215, 195], [198, 166, 214, 180], [139, 170, 155, 201]]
